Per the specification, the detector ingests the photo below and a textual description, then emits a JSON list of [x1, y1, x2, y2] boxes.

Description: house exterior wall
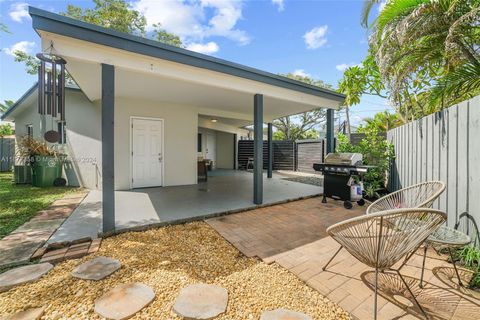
[[115, 97, 198, 190], [12, 89, 258, 191], [13, 89, 101, 189]]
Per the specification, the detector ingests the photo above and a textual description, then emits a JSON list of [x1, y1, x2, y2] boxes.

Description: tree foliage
[[152, 23, 183, 47], [0, 21, 9, 34], [358, 111, 402, 132], [0, 100, 14, 114], [341, 0, 480, 125], [13, 0, 183, 75], [272, 73, 334, 141], [0, 123, 14, 137], [64, 0, 147, 36]]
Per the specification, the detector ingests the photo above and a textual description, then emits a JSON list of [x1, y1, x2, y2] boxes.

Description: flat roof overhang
[[29, 7, 344, 123]]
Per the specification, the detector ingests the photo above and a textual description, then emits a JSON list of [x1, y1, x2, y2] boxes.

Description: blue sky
[[0, 0, 392, 125]]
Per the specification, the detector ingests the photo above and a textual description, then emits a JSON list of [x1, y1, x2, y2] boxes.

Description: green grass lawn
[[0, 172, 79, 239]]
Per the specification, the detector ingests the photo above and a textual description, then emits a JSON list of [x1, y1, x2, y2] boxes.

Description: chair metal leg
[[322, 246, 343, 271], [374, 267, 379, 320], [395, 270, 429, 319], [419, 245, 428, 288], [448, 247, 463, 287]]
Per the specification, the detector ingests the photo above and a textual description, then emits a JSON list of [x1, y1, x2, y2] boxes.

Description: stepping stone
[[94, 283, 155, 320], [71, 256, 120, 280], [173, 283, 228, 319], [260, 309, 312, 320], [0, 263, 53, 292], [0, 306, 45, 320]]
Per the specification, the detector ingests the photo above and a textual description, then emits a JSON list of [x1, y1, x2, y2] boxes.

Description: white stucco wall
[[13, 89, 101, 189], [115, 98, 197, 190], [216, 131, 234, 169], [65, 91, 101, 189], [13, 89, 257, 190]]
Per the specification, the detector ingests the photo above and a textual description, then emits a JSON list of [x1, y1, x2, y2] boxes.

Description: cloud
[[9, 2, 30, 23], [186, 41, 219, 54], [303, 25, 328, 49], [378, 0, 387, 12], [292, 69, 310, 78], [272, 0, 284, 11], [133, 0, 250, 45], [3, 40, 35, 56], [335, 63, 349, 71], [336, 62, 361, 71]]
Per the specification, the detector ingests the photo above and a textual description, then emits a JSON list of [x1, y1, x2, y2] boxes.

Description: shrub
[[454, 245, 480, 289], [0, 123, 14, 137], [336, 130, 395, 198]]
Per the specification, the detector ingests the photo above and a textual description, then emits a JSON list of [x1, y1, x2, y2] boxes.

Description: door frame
[[130, 116, 165, 189]]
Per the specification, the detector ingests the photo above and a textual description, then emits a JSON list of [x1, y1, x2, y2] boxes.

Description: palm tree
[[369, 0, 480, 108], [361, 0, 383, 27], [0, 100, 14, 114]]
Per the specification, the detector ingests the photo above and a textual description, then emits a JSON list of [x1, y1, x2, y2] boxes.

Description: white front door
[[206, 133, 216, 165], [132, 118, 163, 188]]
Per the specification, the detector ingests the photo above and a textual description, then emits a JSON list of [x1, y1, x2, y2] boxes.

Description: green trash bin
[[31, 156, 63, 187]]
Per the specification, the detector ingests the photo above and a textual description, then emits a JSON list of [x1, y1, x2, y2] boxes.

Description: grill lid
[[324, 153, 363, 166]]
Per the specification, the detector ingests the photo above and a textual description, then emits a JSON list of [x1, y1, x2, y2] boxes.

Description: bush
[[0, 123, 14, 137], [454, 245, 480, 289], [336, 130, 395, 198]]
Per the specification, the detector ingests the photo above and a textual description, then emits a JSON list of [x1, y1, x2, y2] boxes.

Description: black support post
[[253, 94, 263, 204], [267, 122, 273, 178], [101, 64, 115, 234], [326, 109, 334, 154]]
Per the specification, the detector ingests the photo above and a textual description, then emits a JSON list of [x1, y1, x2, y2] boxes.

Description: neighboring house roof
[[29, 6, 344, 103], [1, 82, 81, 121]]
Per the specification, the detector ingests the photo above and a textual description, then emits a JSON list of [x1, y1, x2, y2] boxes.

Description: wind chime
[[36, 52, 67, 143]]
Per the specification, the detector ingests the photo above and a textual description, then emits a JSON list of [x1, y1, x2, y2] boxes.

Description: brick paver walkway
[[0, 192, 87, 268], [207, 197, 364, 260], [207, 197, 480, 320]]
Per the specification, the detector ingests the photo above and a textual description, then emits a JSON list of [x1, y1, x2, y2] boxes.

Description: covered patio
[[48, 170, 322, 243], [29, 7, 342, 235]]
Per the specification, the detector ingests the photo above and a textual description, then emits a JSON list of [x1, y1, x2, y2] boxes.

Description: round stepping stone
[[1, 306, 45, 320], [0, 263, 53, 293], [94, 283, 155, 320], [260, 309, 312, 320], [71, 256, 121, 280], [173, 283, 228, 319]]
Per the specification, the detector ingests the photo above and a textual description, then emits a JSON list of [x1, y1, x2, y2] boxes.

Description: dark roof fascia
[[29, 7, 345, 103], [1, 82, 81, 120]]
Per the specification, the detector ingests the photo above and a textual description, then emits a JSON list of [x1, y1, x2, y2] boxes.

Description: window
[[26, 125, 33, 137], [57, 122, 66, 144], [197, 133, 202, 152]]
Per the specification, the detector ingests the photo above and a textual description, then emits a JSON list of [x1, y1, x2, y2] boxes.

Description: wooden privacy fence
[[237, 140, 295, 170], [387, 96, 480, 228], [295, 140, 325, 173], [0, 136, 15, 172]]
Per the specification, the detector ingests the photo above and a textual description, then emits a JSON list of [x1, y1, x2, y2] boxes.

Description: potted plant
[[17, 136, 65, 187]]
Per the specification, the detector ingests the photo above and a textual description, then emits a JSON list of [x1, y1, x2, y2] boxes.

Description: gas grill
[[313, 153, 371, 209]]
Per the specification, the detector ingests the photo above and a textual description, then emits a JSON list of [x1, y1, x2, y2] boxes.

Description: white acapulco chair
[[322, 181, 446, 272], [325, 208, 447, 319]]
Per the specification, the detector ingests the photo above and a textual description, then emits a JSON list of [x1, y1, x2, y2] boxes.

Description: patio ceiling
[[30, 7, 344, 124]]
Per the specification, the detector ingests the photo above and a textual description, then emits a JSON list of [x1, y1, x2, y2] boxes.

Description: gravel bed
[[0, 222, 349, 319], [283, 176, 324, 187]]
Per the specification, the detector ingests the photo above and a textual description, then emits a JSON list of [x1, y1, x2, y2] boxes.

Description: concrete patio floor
[[207, 197, 480, 320], [48, 170, 322, 243]]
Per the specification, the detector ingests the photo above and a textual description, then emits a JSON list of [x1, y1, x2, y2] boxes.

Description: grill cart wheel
[[357, 199, 365, 206], [343, 201, 353, 209]]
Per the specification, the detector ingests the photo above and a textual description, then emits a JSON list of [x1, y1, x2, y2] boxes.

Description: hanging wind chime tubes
[[37, 53, 67, 143]]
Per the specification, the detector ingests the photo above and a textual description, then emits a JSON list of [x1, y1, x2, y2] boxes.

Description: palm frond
[[431, 62, 480, 102]]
